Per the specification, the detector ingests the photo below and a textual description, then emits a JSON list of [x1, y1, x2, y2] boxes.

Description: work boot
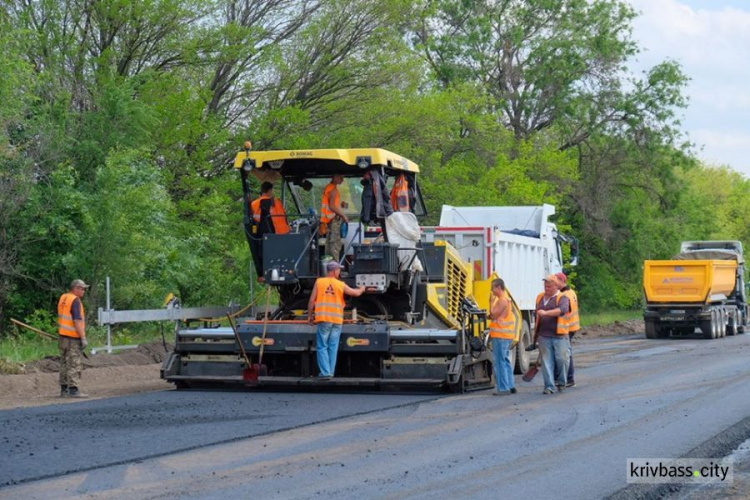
[[67, 387, 89, 398], [60, 385, 69, 398]]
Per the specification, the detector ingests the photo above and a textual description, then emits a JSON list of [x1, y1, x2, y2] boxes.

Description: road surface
[[2, 333, 750, 499]]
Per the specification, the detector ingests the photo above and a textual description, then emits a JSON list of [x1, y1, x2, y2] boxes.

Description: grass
[[581, 309, 642, 327]]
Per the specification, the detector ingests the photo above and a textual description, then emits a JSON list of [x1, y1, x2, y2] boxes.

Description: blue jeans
[[554, 331, 575, 382], [316, 322, 342, 377], [492, 338, 515, 391], [540, 335, 570, 391]]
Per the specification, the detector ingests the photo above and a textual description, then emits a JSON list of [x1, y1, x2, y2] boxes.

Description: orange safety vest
[[321, 182, 340, 224], [390, 174, 409, 212], [535, 292, 569, 335], [314, 277, 346, 325], [561, 288, 580, 333], [58, 292, 84, 338], [251, 195, 290, 235], [489, 296, 515, 339]]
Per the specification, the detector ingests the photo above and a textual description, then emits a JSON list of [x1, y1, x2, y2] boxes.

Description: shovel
[[522, 351, 542, 382], [522, 317, 542, 382], [227, 314, 258, 382]]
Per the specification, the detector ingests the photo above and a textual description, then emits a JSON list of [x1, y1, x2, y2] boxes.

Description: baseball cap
[[71, 279, 90, 289], [555, 272, 567, 284], [542, 274, 560, 285], [326, 261, 344, 271]]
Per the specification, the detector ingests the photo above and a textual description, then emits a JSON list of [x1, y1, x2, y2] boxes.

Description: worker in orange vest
[[555, 272, 580, 387], [307, 261, 365, 379], [535, 274, 571, 394], [390, 174, 410, 212], [249, 182, 290, 277], [251, 182, 290, 235], [320, 175, 349, 262], [57, 279, 90, 398], [489, 278, 517, 395]]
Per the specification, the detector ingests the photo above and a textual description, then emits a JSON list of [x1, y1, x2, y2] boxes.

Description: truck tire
[[726, 311, 737, 336], [645, 320, 660, 339], [700, 315, 713, 339], [719, 309, 727, 338], [515, 320, 532, 374]]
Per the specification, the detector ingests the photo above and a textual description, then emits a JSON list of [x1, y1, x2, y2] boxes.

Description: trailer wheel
[[727, 311, 737, 336], [713, 309, 721, 339], [515, 320, 531, 374], [645, 320, 660, 339], [700, 316, 713, 339]]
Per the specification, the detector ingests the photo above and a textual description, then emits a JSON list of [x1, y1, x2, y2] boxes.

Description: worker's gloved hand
[[81, 338, 89, 349], [525, 342, 538, 352]]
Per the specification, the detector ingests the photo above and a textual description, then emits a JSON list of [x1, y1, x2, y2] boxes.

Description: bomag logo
[[662, 277, 694, 284], [289, 151, 313, 157], [346, 337, 370, 347], [252, 337, 275, 346]]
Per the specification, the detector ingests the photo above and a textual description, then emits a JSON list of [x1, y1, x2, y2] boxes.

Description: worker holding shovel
[[535, 274, 571, 394]]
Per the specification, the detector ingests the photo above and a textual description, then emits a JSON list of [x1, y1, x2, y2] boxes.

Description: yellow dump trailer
[[643, 241, 748, 340], [643, 259, 738, 304]]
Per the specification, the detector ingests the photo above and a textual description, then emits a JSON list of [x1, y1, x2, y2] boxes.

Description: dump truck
[[643, 240, 748, 339], [422, 205, 578, 373], [160, 146, 522, 391]]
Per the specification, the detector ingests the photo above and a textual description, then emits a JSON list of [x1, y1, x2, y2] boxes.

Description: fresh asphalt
[[3, 332, 750, 499]]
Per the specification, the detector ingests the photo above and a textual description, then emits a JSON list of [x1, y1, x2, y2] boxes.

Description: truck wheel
[[645, 320, 660, 339], [700, 316, 713, 339], [726, 311, 737, 336], [515, 320, 531, 374], [719, 310, 727, 338], [710, 309, 719, 339]]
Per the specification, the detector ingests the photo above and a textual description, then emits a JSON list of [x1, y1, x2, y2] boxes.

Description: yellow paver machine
[[161, 145, 521, 390]]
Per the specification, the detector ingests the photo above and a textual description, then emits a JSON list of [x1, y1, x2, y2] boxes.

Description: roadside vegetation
[[1, 1, 748, 357]]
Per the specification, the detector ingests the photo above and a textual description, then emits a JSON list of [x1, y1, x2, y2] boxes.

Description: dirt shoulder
[[1, 321, 645, 411], [577, 318, 644, 340], [0, 341, 173, 410]]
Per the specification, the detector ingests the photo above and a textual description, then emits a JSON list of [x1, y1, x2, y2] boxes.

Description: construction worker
[[321, 175, 348, 262], [307, 261, 365, 379], [57, 279, 89, 398], [251, 181, 290, 235], [390, 173, 410, 212], [555, 272, 580, 387], [489, 278, 517, 395], [250, 182, 290, 276], [535, 274, 571, 394]]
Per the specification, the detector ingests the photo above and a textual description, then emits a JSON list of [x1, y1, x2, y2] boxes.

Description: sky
[[626, 0, 750, 176]]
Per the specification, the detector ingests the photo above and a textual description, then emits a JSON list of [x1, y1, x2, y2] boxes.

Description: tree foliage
[[1, 0, 748, 337]]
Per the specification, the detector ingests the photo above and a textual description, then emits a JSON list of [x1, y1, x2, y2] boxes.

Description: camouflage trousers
[[325, 216, 343, 262], [59, 335, 83, 389]]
